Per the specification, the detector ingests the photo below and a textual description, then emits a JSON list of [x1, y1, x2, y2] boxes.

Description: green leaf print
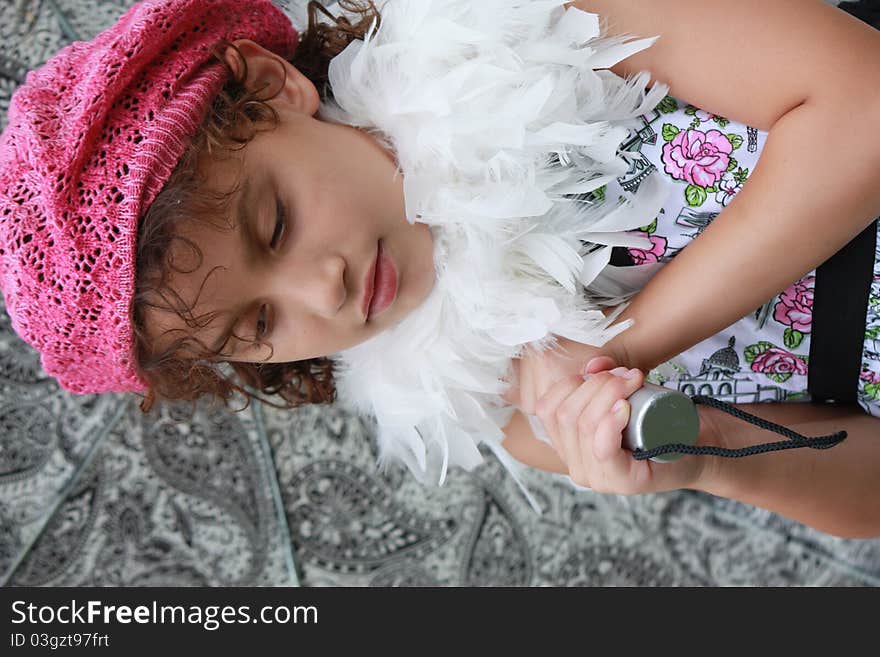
[[726, 156, 738, 173], [657, 96, 679, 114], [662, 124, 680, 142], [684, 106, 696, 116], [685, 185, 708, 207], [784, 328, 804, 349], [865, 382, 880, 401], [866, 326, 880, 340], [768, 372, 793, 384], [744, 341, 774, 363], [732, 167, 750, 185], [726, 134, 744, 150], [714, 117, 730, 128], [638, 217, 658, 234]]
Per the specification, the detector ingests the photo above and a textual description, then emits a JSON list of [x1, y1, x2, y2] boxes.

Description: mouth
[[361, 247, 378, 320], [361, 240, 398, 321]]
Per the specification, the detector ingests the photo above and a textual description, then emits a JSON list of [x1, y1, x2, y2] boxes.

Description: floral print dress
[[597, 95, 880, 418]]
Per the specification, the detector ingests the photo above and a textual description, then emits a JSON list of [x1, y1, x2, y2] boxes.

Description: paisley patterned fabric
[[1, 0, 879, 587]]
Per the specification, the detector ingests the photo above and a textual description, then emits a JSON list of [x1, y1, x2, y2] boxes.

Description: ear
[[223, 39, 320, 116]]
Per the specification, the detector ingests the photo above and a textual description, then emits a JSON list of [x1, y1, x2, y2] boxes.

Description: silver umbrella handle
[[623, 382, 700, 462]]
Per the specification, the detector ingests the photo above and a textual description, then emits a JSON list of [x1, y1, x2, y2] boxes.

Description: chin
[[406, 271, 437, 314]]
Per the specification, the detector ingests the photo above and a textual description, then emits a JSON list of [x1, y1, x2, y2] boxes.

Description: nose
[[270, 252, 347, 318]]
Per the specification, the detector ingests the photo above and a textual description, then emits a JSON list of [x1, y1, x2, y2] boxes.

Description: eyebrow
[[211, 171, 260, 359], [236, 173, 259, 266]]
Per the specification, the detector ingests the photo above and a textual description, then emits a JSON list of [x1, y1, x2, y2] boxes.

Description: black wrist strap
[[631, 394, 847, 461]]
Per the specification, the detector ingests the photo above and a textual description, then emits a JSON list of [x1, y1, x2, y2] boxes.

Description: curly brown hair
[[132, 1, 381, 413]]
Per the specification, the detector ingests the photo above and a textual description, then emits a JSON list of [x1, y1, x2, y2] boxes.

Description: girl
[[0, 0, 878, 539]]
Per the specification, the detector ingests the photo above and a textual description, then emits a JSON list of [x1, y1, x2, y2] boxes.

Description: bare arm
[[503, 400, 880, 538], [565, 0, 880, 371], [503, 1, 880, 539], [697, 402, 880, 539]]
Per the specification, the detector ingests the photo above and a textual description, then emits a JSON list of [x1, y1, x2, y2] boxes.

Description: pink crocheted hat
[[0, 0, 298, 394]]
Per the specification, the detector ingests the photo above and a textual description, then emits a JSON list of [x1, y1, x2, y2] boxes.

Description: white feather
[[518, 233, 584, 294], [325, 0, 669, 495], [579, 245, 613, 287]]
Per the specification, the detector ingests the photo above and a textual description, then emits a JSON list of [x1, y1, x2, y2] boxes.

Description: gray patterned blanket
[[1, 0, 878, 587]]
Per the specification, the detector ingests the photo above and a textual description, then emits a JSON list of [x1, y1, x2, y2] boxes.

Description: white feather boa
[[323, 0, 670, 503]]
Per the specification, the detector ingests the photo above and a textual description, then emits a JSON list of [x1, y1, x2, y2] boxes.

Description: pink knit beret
[[0, 0, 298, 394]]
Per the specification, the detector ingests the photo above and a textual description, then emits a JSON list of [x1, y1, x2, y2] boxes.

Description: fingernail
[[622, 368, 640, 380], [582, 373, 593, 381], [609, 367, 629, 378], [612, 399, 627, 415]]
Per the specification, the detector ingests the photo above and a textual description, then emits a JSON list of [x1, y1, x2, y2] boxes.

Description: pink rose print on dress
[[694, 109, 716, 123], [860, 367, 880, 384], [627, 234, 668, 265], [774, 276, 815, 332], [773, 276, 815, 349], [750, 346, 808, 383], [663, 129, 733, 188], [861, 366, 880, 402], [744, 341, 808, 384]]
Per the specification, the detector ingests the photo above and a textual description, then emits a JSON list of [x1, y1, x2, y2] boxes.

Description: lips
[[362, 241, 398, 321], [361, 248, 378, 319]]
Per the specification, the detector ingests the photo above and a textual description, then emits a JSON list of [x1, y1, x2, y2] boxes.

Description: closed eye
[[255, 303, 269, 340], [252, 199, 286, 345], [270, 198, 287, 250]]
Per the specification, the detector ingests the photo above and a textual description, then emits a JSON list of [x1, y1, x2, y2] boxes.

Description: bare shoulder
[[565, 0, 880, 130]]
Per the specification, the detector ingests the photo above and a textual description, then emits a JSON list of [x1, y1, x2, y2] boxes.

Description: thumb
[[583, 355, 617, 375]]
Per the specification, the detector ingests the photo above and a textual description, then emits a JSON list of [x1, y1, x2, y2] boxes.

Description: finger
[[580, 368, 644, 430], [550, 374, 614, 478], [593, 398, 631, 462], [565, 371, 640, 488], [583, 356, 617, 375], [589, 400, 654, 494], [535, 374, 590, 467]]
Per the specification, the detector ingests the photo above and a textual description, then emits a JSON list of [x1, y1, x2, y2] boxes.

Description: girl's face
[[143, 40, 436, 363]]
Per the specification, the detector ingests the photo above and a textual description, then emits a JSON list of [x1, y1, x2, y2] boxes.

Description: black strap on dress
[[807, 218, 878, 404], [814, 0, 880, 404]]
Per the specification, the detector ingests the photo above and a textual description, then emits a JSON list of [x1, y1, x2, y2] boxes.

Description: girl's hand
[[504, 338, 621, 414], [535, 367, 704, 494]]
